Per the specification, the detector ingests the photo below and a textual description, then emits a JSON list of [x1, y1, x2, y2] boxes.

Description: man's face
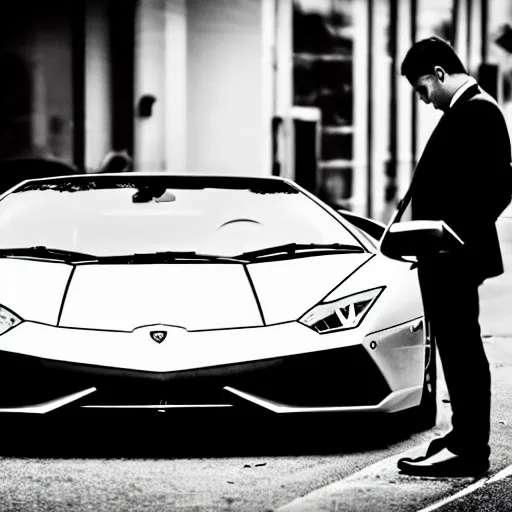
[[412, 73, 449, 111]]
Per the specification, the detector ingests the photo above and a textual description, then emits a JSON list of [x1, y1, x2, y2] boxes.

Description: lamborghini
[[0, 173, 436, 429]]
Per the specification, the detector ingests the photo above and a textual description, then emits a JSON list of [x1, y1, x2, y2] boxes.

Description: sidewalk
[[480, 209, 512, 337]]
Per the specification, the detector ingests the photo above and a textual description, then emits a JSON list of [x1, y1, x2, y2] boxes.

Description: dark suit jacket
[[407, 83, 512, 282]]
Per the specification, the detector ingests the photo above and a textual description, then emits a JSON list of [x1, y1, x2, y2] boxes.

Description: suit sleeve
[[443, 101, 512, 237]]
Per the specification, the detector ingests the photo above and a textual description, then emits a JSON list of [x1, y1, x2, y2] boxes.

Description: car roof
[[20, 172, 293, 181]]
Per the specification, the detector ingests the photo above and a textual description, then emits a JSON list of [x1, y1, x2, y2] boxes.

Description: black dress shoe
[[397, 447, 489, 477]]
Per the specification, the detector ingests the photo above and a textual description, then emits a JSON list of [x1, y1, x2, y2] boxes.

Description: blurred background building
[[0, 0, 511, 221]]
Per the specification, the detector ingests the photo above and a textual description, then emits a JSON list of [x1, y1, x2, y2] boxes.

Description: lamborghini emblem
[[150, 331, 167, 343]]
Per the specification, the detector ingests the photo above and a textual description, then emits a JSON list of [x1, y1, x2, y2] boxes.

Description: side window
[[337, 210, 385, 242]]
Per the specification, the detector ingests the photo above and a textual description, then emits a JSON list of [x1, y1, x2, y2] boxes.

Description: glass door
[[293, 0, 355, 209]]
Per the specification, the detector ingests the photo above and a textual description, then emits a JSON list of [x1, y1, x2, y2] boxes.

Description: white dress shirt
[[449, 77, 477, 109]]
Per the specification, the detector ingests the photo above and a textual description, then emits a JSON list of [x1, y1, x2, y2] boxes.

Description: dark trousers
[[418, 256, 491, 459]]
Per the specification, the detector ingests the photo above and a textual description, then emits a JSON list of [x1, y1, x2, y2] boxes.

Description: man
[[395, 37, 512, 477]]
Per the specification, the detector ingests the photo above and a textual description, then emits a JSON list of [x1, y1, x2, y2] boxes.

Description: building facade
[[0, 0, 511, 221], [287, 0, 512, 220]]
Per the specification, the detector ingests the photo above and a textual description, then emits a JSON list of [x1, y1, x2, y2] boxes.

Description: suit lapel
[[393, 115, 447, 221], [394, 83, 481, 221]]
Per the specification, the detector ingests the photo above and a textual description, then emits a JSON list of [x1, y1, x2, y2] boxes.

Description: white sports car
[[0, 173, 436, 428]]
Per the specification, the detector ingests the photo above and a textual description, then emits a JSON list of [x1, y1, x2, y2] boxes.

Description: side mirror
[[379, 220, 464, 261]]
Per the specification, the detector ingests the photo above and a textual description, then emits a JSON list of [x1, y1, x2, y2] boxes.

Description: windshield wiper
[[237, 243, 365, 261], [97, 251, 248, 264], [0, 246, 98, 262]]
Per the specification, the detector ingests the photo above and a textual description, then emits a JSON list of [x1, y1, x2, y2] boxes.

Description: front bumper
[[0, 319, 425, 415]]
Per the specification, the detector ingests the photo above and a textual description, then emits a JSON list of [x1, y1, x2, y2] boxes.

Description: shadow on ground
[[0, 411, 422, 459]]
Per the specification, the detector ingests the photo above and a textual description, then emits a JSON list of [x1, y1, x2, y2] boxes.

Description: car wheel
[[403, 318, 437, 432]]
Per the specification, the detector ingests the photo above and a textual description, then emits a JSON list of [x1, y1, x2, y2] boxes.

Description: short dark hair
[[400, 36, 467, 83]]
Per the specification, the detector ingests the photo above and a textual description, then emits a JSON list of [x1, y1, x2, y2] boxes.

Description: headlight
[[0, 305, 22, 335], [299, 287, 384, 334]]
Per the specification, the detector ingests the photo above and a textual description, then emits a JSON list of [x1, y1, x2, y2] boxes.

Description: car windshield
[[0, 176, 363, 258]]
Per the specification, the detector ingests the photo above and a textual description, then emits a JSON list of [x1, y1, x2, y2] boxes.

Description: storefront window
[[293, 0, 354, 209], [0, 2, 75, 164], [490, 3, 512, 135]]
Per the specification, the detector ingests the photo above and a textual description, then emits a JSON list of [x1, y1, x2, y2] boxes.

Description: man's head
[[401, 36, 469, 111]]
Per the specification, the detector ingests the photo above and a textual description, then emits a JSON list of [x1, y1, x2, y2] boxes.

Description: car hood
[[0, 254, 372, 331]]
